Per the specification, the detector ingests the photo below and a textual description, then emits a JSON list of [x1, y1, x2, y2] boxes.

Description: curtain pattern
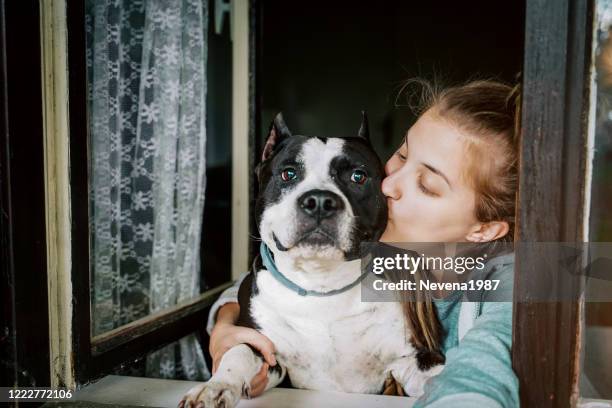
[[86, 0, 210, 381]]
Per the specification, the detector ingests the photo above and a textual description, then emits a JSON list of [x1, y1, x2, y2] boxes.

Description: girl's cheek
[[400, 189, 441, 224]]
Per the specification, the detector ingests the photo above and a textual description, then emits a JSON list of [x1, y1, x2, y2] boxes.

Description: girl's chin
[[380, 222, 420, 243]]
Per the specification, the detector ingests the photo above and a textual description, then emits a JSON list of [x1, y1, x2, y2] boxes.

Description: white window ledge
[[579, 399, 612, 408], [72, 375, 416, 408]]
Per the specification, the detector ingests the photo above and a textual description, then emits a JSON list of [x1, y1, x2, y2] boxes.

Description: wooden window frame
[[54, 0, 260, 386], [511, 0, 596, 406]]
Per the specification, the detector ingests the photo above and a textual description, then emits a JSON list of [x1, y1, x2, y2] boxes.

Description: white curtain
[[87, 0, 210, 381]]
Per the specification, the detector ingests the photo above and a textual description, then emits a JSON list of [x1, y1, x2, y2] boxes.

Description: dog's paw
[[178, 381, 242, 408], [427, 363, 445, 377], [402, 363, 445, 397]]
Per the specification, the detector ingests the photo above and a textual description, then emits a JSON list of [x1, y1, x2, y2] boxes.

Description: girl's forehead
[[408, 113, 464, 153], [406, 112, 473, 188]]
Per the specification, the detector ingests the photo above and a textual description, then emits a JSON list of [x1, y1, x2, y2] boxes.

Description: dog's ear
[[255, 113, 292, 181], [262, 112, 292, 162], [357, 110, 370, 142]]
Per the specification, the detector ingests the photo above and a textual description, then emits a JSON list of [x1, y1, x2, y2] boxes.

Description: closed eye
[[418, 174, 437, 197], [395, 141, 408, 161]]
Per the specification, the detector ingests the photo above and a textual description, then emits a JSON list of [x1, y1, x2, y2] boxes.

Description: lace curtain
[[86, 0, 210, 380]]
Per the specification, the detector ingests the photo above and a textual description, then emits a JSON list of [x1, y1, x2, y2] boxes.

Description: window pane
[[112, 332, 209, 381], [85, 0, 231, 352]]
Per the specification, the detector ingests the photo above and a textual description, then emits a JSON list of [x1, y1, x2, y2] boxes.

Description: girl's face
[[380, 109, 480, 243]]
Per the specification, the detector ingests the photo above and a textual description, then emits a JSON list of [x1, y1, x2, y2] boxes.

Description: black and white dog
[[181, 113, 443, 407]]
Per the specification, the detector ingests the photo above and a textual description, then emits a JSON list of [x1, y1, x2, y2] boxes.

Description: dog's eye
[[281, 167, 297, 181], [350, 169, 367, 185]]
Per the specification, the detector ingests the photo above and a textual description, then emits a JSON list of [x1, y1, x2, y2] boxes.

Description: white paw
[[404, 363, 445, 397], [179, 381, 244, 408], [427, 363, 445, 377]]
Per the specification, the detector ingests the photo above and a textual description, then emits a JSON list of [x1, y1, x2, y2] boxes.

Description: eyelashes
[[395, 144, 438, 197], [418, 174, 437, 197]]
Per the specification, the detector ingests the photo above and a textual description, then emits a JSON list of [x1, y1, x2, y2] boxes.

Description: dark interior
[[260, 0, 525, 161]]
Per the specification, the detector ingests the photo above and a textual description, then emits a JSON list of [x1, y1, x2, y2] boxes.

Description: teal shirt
[[413, 254, 519, 408], [432, 290, 462, 354]]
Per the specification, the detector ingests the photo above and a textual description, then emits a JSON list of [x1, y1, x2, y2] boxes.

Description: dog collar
[[260, 242, 369, 297]]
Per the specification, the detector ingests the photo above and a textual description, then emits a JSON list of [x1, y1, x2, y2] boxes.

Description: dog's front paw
[[427, 363, 444, 377], [179, 381, 243, 408], [402, 363, 445, 397]]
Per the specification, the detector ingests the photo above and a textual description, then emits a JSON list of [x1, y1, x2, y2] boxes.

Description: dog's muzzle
[[291, 189, 345, 248], [298, 189, 344, 220]]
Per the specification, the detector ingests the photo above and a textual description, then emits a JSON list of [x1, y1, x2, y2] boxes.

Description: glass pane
[[113, 332, 209, 381], [581, 0, 612, 399], [85, 0, 231, 341]]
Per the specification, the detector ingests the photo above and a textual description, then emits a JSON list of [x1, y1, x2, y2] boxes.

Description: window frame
[[511, 0, 596, 406], [48, 0, 259, 386]]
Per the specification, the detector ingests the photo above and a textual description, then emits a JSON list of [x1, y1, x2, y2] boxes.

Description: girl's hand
[[209, 321, 277, 373], [249, 362, 270, 397]]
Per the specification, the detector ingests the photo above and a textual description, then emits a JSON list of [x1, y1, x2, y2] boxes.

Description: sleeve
[[205, 271, 249, 335], [413, 263, 519, 408]]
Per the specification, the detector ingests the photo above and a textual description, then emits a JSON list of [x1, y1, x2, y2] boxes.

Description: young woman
[[205, 79, 520, 408]]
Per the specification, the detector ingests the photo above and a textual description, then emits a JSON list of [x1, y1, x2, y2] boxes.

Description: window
[[512, 0, 612, 407], [0, 0, 256, 390], [45, 0, 254, 387], [2, 1, 611, 406]]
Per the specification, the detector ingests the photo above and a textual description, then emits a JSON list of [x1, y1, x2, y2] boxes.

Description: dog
[[180, 113, 444, 407]]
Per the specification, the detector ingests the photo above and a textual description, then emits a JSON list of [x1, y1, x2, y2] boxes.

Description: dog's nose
[[298, 190, 344, 219]]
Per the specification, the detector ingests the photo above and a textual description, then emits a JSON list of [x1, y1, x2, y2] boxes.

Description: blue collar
[[260, 242, 369, 297]]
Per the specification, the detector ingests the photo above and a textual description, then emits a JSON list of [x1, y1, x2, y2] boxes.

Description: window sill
[[62, 375, 415, 407]]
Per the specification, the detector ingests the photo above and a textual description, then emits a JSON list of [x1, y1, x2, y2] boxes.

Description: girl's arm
[[206, 272, 276, 367], [206, 273, 276, 397], [414, 263, 519, 408], [205, 272, 246, 335]]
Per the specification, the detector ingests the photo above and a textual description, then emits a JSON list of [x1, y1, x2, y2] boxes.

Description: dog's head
[[255, 112, 388, 261]]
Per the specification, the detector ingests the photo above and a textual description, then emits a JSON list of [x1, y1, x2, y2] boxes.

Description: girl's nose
[[381, 169, 401, 200]]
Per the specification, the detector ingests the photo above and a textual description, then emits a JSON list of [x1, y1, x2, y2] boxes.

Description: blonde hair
[[397, 77, 521, 356]]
